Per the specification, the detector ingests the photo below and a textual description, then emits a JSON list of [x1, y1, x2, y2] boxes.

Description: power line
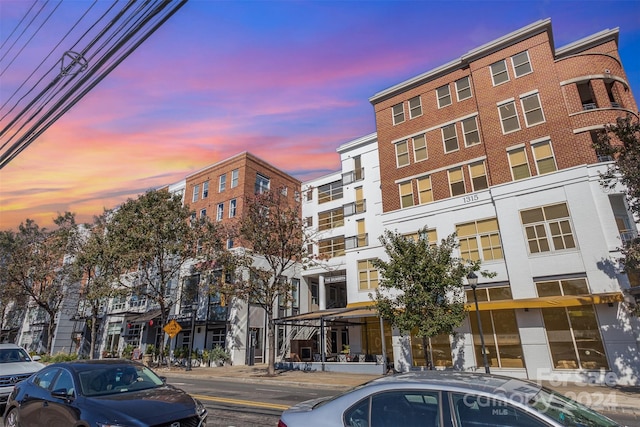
[[0, 0, 189, 169]]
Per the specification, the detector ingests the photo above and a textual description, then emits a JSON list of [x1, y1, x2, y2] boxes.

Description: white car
[[278, 371, 622, 427], [0, 343, 45, 405]]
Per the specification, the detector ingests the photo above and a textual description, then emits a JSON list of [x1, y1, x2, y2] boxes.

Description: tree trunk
[[46, 317, 56, 355], [90, 311, 98, 359], [422, 337, 433, 370], [267, 315, 276, 375]]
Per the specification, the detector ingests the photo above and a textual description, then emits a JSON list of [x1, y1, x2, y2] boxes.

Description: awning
[[466, 292, 624, 311], [126, 309, 163, 323], [277, 305, 379, 323]]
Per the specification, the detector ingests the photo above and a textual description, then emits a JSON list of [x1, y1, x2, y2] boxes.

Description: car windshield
[[0, 348, 31, 363], [79, 365, 164, 397], [528, 387, 620, 427]]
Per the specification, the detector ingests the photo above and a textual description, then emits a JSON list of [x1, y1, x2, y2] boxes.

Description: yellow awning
[[466, 292, 624, 311]]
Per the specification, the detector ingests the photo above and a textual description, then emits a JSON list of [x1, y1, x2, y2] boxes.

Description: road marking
[[255, 387, 285, 392], [192, 394, 290, 410]]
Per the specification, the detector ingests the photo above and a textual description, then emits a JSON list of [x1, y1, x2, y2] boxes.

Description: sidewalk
[[158, 364, 640, 415]]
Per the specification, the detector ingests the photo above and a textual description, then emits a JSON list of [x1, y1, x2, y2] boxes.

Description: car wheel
[[5, 407, 19, 427]]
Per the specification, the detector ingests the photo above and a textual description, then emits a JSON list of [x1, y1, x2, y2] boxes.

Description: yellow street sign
[[163, 319, 182, 338]]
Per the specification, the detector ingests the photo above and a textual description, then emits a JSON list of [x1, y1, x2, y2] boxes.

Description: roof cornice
[[369, 18, 553, 104]]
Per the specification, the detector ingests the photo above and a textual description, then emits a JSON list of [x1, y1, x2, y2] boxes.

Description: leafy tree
[[106, 189, 226, 352], [233, 187, 310, 375], [0, 213, 80, 353], [372, 227, 492, 369], [592, 114, 640, 271], [73, 212, 126, 359]]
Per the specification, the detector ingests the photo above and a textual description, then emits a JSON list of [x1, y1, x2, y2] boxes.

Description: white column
[[319, 275, 326, 311]]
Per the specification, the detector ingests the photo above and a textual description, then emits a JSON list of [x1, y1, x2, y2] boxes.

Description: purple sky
[[1, 0, 639, 229]]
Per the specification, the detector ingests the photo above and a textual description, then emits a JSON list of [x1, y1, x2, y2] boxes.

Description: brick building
[[289, 18, 640, 384]]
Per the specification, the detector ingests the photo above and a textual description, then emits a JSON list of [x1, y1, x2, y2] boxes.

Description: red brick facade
[[184, 152, 301, 233], [371, 20, 638, 213]]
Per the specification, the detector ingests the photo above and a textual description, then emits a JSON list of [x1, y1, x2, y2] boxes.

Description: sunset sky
[[1, 0, 639, 230]]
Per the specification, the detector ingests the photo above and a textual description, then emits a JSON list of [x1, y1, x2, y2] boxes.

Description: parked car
[[3, 359, 207, 427], [0, 343, 44, 406], [278, 371, 621, 427]]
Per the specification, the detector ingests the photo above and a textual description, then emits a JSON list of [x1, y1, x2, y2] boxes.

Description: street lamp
[[186, 301, 198, 371], [467, 271, 490, 374]]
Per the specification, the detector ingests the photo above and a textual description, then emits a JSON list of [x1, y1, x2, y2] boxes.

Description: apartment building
[[289, 19, 640, 383], [370, 19, 639, 383]]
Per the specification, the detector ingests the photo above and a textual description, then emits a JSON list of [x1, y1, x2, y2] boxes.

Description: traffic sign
[[163, 319, 182, 338]]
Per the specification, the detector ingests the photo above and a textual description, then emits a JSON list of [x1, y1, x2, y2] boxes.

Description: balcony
[[343, 200, 366, 216], [345, 233, 368, 250], [582, 103, 597, 111], [342, 168, 365, 185]]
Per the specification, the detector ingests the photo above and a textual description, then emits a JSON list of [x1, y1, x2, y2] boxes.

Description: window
[[318, 180, 343, 203], [456, 76, 472, 101], [392, 102, 405, 125], [453, 392, 545, 426], [229, 199, 237, 218], [231, 169, 239, 188], [356, 219, 367, 247], [417, 176, 433, 204], [255, 174, 270, 194], [226, 238, 233, 249], [304, 216, 312, 227], [469, 160, 488, 191], [192, 184, 199, 202], [461, 116, 480, 146], [437, 84, 451, 108], [346, 390, 441, 427], [511, 51, 532, 77], [355, 186, 365, 214], [395, 140, 410, 167], [498, 101, 520, 133], [405, 228, 437, 245], [577, 81, 597, 110], [399, 181, 414, 208], [508, 147, 530, 180], [521, 93, 545, 126], [521, 203, 576, 254], [33, 368, 60, 390], [442, 124, 459, 153], [200, 208, 207, 218], [413, 134, 427, 162], [536, 278, 589, 297], [306, 188, 313, 201], [202, 181, 209, 198], [532, 140, 557, 174], [216, 203, 224, 221], [542, 305, 609, 370], [468, 309, 525, 369], [219, 174, 226, 192], [605, 81, 620, 107], [490, 59, 509, 85], [359, 259, 378, 291], [318, 237, 345, 258], [457, 218, 502, 261], [408, 96, 422, 118], [448, 167, 465, 197], [318, 208, 344, 231], [281, 186, 288, 196]]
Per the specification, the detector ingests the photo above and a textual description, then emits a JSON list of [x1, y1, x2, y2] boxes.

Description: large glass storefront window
[[410, 333, 453, 368], [469, 309, 525, 368], [542, 306, 609, 370]]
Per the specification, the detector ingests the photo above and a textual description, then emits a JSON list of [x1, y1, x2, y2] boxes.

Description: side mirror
[[31, 355, 42, 361], [159, 376, 167, 384], [51, 388, 74, 401]]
